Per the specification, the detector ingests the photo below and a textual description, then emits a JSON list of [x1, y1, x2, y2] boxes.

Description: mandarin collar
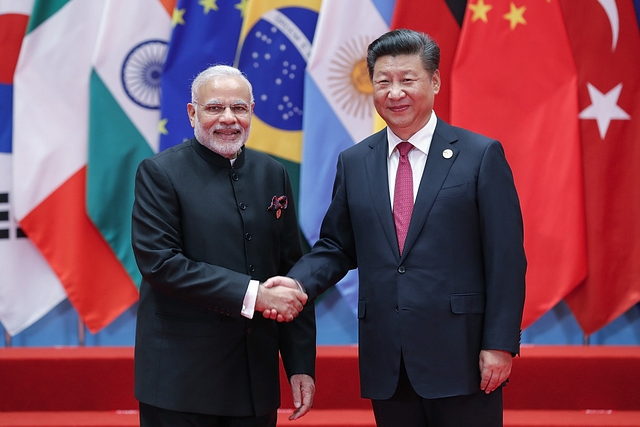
[[191, 138, 245, 169]]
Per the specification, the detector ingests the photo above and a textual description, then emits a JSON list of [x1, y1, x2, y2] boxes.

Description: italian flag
[[13, 0, 172, 333], [0, 0, 66, 336]]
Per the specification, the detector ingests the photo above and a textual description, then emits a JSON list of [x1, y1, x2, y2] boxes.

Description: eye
[[205, 105, 224, 114], [231, 105, 249, 115]]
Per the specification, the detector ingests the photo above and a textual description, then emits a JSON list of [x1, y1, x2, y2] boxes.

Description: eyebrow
[[202, 99, 250, 106]]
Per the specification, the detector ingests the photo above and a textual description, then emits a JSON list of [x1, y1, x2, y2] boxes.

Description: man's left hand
[[479, 349, 512, 394], [288, 374, 315, 420]]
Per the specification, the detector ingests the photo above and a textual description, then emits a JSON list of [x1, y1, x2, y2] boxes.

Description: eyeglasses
[[192, 102, 251, 117]]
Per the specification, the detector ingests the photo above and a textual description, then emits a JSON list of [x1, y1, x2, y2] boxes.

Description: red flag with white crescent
[[562, 0, 640, 335]]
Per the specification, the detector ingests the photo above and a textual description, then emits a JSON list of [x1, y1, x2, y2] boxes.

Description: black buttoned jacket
[[132, 138, 315, 417]]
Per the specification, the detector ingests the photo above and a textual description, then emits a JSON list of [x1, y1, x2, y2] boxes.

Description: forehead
[[373, 54, 426, 76], [197, 76, 251, 102]]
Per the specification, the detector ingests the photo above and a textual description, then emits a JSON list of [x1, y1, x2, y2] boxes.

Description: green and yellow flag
[[236, 0, 321, 198]]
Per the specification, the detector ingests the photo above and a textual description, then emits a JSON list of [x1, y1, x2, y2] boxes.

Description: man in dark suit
[[131, 65, 315, 427], [265, 29, 526, 426]]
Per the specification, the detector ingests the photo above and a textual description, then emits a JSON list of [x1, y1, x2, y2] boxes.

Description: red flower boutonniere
[[267, 195, 288, 219]]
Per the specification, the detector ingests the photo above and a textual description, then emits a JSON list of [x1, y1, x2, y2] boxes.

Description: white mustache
[[213, 126, 242, 133]]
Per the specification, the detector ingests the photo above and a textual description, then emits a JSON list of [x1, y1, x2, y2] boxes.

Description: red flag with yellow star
[[451, 0, 587, 328], [390, 0, 467, 123], [561, 0, 640, 335]]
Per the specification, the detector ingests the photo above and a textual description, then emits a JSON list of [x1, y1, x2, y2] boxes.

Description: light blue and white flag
[[300, 0, 395, 316]]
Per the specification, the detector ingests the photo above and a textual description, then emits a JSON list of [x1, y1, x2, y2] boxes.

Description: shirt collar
[[387, 112, 438, 158]]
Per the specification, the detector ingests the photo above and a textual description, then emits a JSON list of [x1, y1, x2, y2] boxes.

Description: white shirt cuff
[[241, 279, 260, 319]]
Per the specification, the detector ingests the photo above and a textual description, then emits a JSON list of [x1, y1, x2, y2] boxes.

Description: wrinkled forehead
[[197, 76, 252, 103]]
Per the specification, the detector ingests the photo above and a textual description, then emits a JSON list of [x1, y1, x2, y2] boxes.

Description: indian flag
[[12, 0, 138, 333], [87, 0, 174, 293]]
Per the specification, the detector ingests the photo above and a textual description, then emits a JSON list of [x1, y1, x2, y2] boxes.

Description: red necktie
[[394, 141, 414, 256]]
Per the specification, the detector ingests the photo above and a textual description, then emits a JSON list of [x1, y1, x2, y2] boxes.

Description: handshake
[[255, 276, 307, 322]]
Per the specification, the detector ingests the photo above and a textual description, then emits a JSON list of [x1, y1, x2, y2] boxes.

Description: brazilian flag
[[235, 0, 321, 209]]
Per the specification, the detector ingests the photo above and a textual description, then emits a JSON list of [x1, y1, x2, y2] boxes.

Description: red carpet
[[1, 345, 639, 426]]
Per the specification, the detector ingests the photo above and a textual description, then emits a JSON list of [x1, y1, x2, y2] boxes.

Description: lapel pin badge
[[442, 149, 453, 159], [267, 195, 288, 219]]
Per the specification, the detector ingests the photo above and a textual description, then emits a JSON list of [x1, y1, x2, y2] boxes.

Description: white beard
[[194, 122, 250, 159]]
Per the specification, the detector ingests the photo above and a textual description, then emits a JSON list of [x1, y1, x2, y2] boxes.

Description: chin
[[210, 139, 244, 157]]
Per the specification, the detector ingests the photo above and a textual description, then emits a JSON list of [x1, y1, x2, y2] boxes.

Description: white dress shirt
[[387, 112, 438, 208]]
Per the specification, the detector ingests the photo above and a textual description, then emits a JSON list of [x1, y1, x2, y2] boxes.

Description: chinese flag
[[450, 0, 587, 328], [561, 0, 640, 335], [391, 0, 467, 123]]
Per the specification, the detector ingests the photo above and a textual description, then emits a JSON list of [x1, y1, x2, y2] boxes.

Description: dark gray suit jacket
[[289, 120, 526, 400], [132, 139, 315, 417]]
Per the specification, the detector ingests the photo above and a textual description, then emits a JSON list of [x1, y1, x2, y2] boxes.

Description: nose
[[388, 82, 406, 100], [219, 106, 237, 123]]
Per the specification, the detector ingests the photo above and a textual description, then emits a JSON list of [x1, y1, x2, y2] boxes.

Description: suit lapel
[[402, 121, 459, 259], [363, 130, 400, 258]]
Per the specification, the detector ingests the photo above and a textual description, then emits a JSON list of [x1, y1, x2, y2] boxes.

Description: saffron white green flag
[[87, 0, 173, 290], [300, 0, 394, 314], [13, 0, 139, 333], [0, 0, 66, 337]]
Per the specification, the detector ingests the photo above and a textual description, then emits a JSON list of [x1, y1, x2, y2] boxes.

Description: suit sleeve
[[276, 165, 316, 379], [288, 152, 357, 301], [477, 140, 527, 355], [131, 157, 249, 315]]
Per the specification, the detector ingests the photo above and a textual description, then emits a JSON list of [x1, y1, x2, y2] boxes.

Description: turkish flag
[[391, 0, 467, 123], [450, 0, 587, 328], [561, 0, 640, 335]]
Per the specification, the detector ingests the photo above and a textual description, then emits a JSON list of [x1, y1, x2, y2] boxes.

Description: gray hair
[[366, 29, 440, 80], [191, 65, 254, 103]]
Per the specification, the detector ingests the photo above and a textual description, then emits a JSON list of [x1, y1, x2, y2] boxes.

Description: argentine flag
[[300, 0, 395, 324]]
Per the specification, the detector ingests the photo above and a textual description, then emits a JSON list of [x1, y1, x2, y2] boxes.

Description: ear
[[432, 70, 441, 95], [187, 103, 196, 128]]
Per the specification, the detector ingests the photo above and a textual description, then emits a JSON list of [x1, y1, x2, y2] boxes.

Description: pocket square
[[266, 195, 288, 219]]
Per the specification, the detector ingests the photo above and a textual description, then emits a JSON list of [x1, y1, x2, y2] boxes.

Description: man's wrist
[[292, 278, 305, 292], [241, 279, 260, 318]]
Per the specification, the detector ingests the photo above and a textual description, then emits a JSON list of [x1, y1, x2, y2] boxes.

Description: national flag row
[[1, 0, 639, 339]]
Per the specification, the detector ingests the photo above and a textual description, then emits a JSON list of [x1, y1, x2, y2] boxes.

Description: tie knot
[[397, 141, 413, 157]]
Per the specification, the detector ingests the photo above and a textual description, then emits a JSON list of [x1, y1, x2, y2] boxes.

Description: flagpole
[[583, 334, 590, 346], [78, 317, 85, 346], [4, 330, 10, 347]]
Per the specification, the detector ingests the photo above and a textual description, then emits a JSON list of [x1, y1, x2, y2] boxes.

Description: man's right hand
[[255, 279, 307, 322], [261, 276, 305, 322]]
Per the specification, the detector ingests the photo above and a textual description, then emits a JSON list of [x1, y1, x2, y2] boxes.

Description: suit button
[[248, 264, 255, 273], [245, 233, 252, 241], [247, 328, 252, 334], [239, 202, 247, 210], [397, 266, 406, 273], [231, 173, 239, 181]]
